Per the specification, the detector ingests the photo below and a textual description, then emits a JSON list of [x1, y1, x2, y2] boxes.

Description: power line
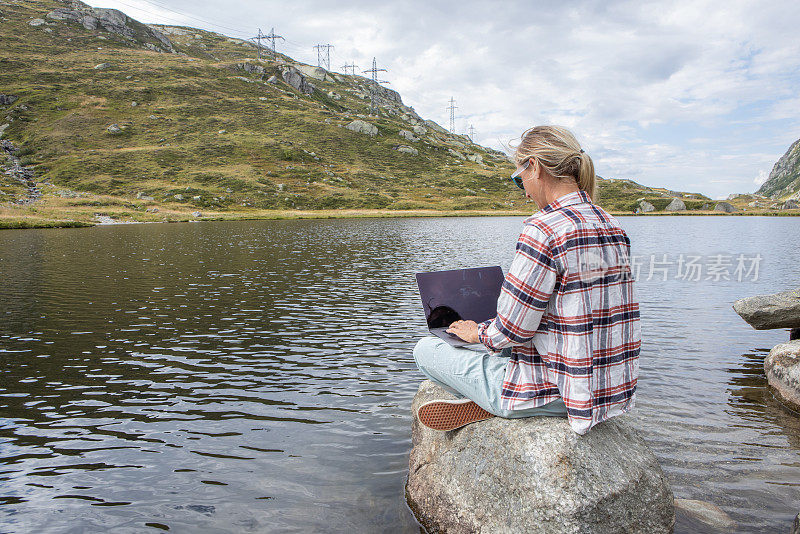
[[362, 57, 389, 115], [313, 43, 334, 70], [447, 97, 458, 133], [264, 27, 285, 59], [341, 62, 359, 75], [109, 0, 251, 39]]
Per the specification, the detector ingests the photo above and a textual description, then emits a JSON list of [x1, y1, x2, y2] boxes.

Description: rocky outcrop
[[639, 200, 656, 213], [664, 198, 686, 211], [399, 130, 418, 142], [764, 340, 800, 412], [46, 2, 175, 53], [279, 65, 314, 94], [733, 288, 800, 330], [294, 64, 329, 82], [466, 154, 483, 164], [757, 138, 800, 199], [793, 512, 799, 534], [1, 140, 40, 205], [714, 201, 736, 213], [406, 380, 675, 534], [344, 119, 377, 137], [0, 94, 18, 106], [396, 145, 418, 156]]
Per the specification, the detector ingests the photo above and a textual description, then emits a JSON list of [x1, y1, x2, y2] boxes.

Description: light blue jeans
[[412, 335, 567, 418]]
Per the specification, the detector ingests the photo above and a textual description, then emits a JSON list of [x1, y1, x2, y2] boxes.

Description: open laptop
[[415, 266, 504, 348]]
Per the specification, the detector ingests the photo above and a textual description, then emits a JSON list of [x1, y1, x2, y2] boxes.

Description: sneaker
[[416, 398, 495, 431]]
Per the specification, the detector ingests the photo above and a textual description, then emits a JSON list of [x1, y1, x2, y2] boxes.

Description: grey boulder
[[406, 380, 675, 534], [733, 288, 800, 329], [639, 200, 656, 213], [764, 340, 800, 412], [345, 119, 377, 137], [793, 512, 799, 534], [664, 198, 686, 211], [714, 201, 736, 213], [396, 145, 418, 156], [280, 66, 314, 94], [399, 130, 418, 142]]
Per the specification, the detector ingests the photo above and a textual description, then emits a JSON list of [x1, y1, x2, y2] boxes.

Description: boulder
[[466, 154, 483, 164], [344, 119, 377, 137], [396, 145, 418, 156], [639, 200, 656, 213], [764, 340, 800, 412], [399, 129, 418, 142], [266, 75, 277, 84], [0, 94, 18, 106], [94, 62, 111, 70], [280, 66, 314, 94], [673, 499, 736, 529], [664, 198, 686, 211], [106, 123, 122, 134], [714, 201, 736, 213], [793, 512, 799, 534], [447, 148, 466, 160], [29, 18, 46, 26], [0, 123, 8, 139], [412, 124, 428, 136], [406, 381, 675, 534], [191, 211, 202, 218], [733, 288, 800, 330], [294, 64, 328, 81]]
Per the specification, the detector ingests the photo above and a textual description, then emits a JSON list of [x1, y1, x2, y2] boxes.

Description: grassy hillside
[[0, 0, 730, 228], [756, 138, 800, 200]]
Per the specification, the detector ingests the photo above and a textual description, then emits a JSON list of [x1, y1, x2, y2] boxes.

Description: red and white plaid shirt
[[478, 190, 640, 434]]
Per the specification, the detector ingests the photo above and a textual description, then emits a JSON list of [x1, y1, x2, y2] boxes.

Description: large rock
[[280, 66, 314, 94], [294, 64, 329, 81], [406, 380, 675, 534], [396, 145, 418, 156], [0, 94, 18, 106], [399, 129, 418, 142], [344, 119, 377, 137], [793, 512, 799, 534], [639, 200, 656, 213], [664, 198, 686, 211], [673, 499, 735, 529], [764, 340, 800, 412], [733, 288, 800, 330], [714, 201, 736, 213]]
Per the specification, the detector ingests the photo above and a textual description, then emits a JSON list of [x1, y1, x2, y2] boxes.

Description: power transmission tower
[[264, 27, 284, 59], [468, 124, 475, 141], [447, 97, 458, 133], [250, 28, 266, 60], [341, 62, 359, 75], [313, 44, 334, 70], [362, 57, 389, 115]]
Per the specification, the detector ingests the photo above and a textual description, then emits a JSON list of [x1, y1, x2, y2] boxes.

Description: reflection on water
[[0, 216, 799, 533]]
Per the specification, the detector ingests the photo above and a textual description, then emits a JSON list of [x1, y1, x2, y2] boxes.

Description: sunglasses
[[510, 158, 531, 190]]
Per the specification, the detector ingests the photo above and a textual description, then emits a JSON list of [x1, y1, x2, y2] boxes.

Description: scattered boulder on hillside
[[406, 380, 675, 534], [714, 201, 736, 213], [106, 123, 122, 134], [412, 124, 427, 136], [327, 91, 341, 101], [294, 64, 329, 81], [279, 66, 314, 94], [0, 124, 9, 139], [344, 119, 377, 137], [94, 62, 111, 69], [638, 200, 656, 213], [396, 145, 418, 156], [0, 94, 18, 106], [664, 198, 686, 211], [467, 154, 483, 164], [424, 119, 449, 134], [764, 340, 800, 412], [29, 18, 46, 26], [779, 199, 799, 210], [399, 130, 418, 142], [266, 75, 277, 84], [236, 62, 266, 77], [447, 148, 465, 160], [47, 4, 175, 53]]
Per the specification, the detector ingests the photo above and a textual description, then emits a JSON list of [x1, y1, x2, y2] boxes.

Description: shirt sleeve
[[478, 223, 559, 352]]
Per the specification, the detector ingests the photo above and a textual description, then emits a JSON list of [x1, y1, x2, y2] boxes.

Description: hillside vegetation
[[0, 0, 725, 227]]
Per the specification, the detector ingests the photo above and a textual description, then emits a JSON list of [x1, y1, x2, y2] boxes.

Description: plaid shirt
[[477, 190, 640, 434]]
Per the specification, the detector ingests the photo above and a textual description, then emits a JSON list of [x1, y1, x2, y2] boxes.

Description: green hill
[[0, 0, 714, 227]]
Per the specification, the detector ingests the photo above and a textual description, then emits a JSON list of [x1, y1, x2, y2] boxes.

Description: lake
[[1, 215, 799, 533]]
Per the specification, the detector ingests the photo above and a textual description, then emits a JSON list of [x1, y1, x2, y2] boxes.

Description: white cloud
[[85, 0, 800, 199], [754, 170, 769, 186]]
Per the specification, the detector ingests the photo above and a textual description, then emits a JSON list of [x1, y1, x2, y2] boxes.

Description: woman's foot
[[417, 399, 495, 431]]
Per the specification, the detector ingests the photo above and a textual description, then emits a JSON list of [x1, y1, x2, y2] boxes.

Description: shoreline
[[2, 207, 800, 230]]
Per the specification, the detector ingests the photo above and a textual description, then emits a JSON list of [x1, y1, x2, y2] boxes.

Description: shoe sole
[[417, 399, 495, 431]]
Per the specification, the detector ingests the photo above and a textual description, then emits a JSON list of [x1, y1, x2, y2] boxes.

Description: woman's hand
[[447, 320, 480, 344]]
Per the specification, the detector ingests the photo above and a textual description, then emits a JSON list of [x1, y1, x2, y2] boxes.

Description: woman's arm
[[477, 223, 559, 352]]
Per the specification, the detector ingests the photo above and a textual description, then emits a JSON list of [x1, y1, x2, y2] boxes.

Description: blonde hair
[[513, 126, 596, 202]]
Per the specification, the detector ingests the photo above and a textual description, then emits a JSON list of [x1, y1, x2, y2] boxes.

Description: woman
[[413, 125, 640, 435]]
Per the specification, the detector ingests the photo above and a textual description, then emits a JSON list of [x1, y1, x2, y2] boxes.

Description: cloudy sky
[[88, 0, 800, 199]]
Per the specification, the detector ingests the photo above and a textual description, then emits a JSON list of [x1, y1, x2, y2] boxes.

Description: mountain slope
[[0, 0, 712, 226], [756, 138, 800, 200]]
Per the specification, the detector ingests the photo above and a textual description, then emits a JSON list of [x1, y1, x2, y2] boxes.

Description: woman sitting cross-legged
[[413, 125, 640, 435]]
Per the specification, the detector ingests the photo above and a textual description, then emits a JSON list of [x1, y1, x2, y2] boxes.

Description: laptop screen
[[416, 266, 504, 328]]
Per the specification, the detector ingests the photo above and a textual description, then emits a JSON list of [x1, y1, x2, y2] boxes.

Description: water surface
[[1, 216, 799, 532]]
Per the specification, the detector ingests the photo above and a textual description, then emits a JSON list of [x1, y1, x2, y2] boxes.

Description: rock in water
[[664, 198, 686, 211], [674, 499, 736, 529], [406, 381, 675, 534], [764, 340, 800, 412], [344, 120, 378, 137], [733, 288, 800, 330]]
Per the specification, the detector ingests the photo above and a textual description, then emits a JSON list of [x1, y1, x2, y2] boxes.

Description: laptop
[[415, 266, 504, 348]]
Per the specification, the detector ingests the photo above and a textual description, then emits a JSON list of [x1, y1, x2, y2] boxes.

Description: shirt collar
[[540, 190, 592, 214]]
